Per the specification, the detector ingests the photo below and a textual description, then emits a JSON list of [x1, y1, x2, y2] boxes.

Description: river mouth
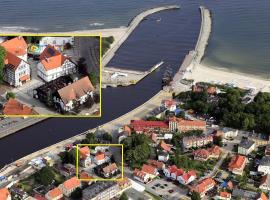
[[0, 6, 201, 168]]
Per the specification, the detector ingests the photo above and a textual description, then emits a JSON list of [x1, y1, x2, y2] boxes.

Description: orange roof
[[169, 117, 206, 127], [192, 178, 215, 194], [63, 177, 80, 190], [117, 177, 131, 187], [1, 36, 27, 57], [79, 146, 90, 159], [39, 45, 67, 71], [147, 160, 164, 169], [208, 145, 221, 156], [160, 140, 171, 152], [80, 171, 93, 180], [193, 149, 210, 158], [19, 74, 30, 82], [259, 192, 268, 200], [228, 155, 247, 170], [0, 188, 10, 200], [141, 164, 157, 175], [3, 99, 34, 115], [58, 76, 94, 104], [227, 181, 233, 189], [220, 191, 231, 198], [95, 152, 105, 161], [134, 169, 147, 179], [47, 187, 62, 199], [181, 170, 196, 182], [4, 51, 24, 70], [103, 163, 118, 174]]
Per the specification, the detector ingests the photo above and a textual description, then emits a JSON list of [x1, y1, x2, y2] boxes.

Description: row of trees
[[122, 133, 152, 169], [177, 87, 270, 133], [0, 46, 6, 83]]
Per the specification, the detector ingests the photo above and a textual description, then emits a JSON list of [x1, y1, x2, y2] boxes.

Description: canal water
[[0, 3, 200, 167]]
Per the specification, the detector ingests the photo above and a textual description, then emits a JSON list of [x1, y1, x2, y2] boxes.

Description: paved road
[[74, 37, 100, 74]]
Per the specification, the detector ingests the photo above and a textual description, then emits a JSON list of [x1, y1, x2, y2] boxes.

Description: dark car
[[168, 189, 174, 193]]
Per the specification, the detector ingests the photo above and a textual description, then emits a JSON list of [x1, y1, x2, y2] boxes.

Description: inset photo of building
[[0, 34, 101, 117]]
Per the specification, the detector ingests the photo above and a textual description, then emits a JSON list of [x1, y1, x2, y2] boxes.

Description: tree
[[93, 93, 100, 103], [0, 46, 7, 83], [102, 132, 112, 142], [60, 149, 76, 164], [119, 192, 128, 200], [191, 191, 201, 200], [88, 72, 98, 86], [71, 188, 82, 199], [84, 132, 97, 144], [85, 96, 94, 108], [6, 92, 15, 100], [34, 166, 55, 186]]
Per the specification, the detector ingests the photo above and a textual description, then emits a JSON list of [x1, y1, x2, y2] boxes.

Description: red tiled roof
[[147, 160, 164, 169], [79, 146, 90, 159], [47, 187, 62, 199], [141, 164, 157, 175], [134, 169, 147, 179], [58, 76, 94, 104], [1, 36, 27, 57], [208, 145, 221, 156], [4, 51, 23, 70], [3, 99, 35, 115], [220, 191, 231, 198], [103, 163, 118, 174], [39, 45, 67, 71], [193, 149, 210, 158], [192, 178, 215, 194], [259, 192, 268, 200], [34, 194, 46, 200], [95, 152, 105, 161], [130, 120, 168, 132], [228, 155, 247, 170], [181, 170, 196, 182], [62, 177, 80, 190], [160, 140, 171, 152], [80, 171, 93, 180], [19, 74, 30, 82], [0, 188, 10, 200]]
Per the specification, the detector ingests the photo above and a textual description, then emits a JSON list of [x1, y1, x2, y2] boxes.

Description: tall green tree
[[0, 46, 7, 83], [191, 191, 201, 200]]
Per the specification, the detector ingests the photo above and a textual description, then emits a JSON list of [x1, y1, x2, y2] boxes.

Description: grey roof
[[232, 188, 258, 199], [239, 139, 255, 149], [260, 174, 270, 187], [260, 156, 270, 166], [82, 182, 118, 199]]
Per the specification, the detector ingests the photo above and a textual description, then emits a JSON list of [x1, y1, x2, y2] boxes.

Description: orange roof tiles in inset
[[95, 152, 105, 161], [220, 191, 231, 198], [39, 44, 67, 71], [0, 36, 27, 57], [3, 98, 35, 115], [259, 192, 268, 200], [0, 188, 10, 200], [159, 140, 171, 152], [103, 163, 118, 174], [62, 177, 80, 190], [192, 178, 215, 195], [79, 146, 90, 159], [58, 76, 94, 104], [47, 187, 62, 199], [4, 51, 23, 70]]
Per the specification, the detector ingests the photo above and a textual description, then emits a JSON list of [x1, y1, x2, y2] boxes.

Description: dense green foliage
[[34, 166, 55, 186], [102, 36, 114, 55], [60, 149, 76, 164], [122, 133, 152, 168], [88, 72, 98, 86], [191, 191, 201, 200], [119, 192, 129, 200], [5, 92, 15, 100], [81, 132, 97, 144], [177, 87, 270, 133], [102, 132, 113, 142], [0, 46, 6, 83]]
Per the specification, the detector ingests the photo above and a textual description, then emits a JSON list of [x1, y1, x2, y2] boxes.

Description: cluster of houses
[[78, 145, 120, 179], [0, 36, 97, 114]]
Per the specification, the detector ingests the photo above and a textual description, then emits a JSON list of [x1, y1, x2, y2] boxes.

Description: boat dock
[[102, 61, 164, 88]]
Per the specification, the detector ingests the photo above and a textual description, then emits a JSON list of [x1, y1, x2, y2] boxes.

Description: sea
[[0, 0, 270, 78]]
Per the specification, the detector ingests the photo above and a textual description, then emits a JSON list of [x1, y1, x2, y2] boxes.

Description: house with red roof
[[190, 178, 215, 198], [134, 169, 150, 183], [178, 170, 197, 185], [45, 187, 63, 200], [59, 177, 81, 197], [216, 191, 231, 200], [129, 120, 169, 133], [257, 192, 268, 200], [93, 151, 109, 165], [0, 188, 11, 200], [169, 117, 206, 132], [0, 36, 30, 87], [102, 163, 119, 178], [228, 155, 247, 175], [163, 165, 183, 179], [147, 160, 165, 170], [163, 99, 177, 111], [141, 164, 159, 179], [159, 140, 171, 152], [193, 145, 221, 161], [2, 98, 37, 115], [79, 146, 91, 168], [37, 45, 76, 82]]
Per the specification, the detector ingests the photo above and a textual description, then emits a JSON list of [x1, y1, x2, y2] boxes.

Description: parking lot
[[146, 178, 189, 200]]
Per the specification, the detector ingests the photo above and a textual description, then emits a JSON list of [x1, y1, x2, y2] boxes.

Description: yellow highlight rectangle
[[0, 33, 102, 118], [76, 143, 124, 181]]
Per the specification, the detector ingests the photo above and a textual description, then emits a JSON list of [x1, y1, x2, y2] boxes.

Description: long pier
[[102, 5, 180, 67], [171, 6, 212, 94], [102, 61, 164, 88]]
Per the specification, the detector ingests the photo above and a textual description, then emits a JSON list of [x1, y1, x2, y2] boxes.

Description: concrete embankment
[[0, 118, 47, 139], [102, 5, 180, 68], [0, 90, 171, 176], [171, 6, 212, 94]]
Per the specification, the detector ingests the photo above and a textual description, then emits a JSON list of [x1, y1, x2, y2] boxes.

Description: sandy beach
[[185, 63, 270, 92]]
